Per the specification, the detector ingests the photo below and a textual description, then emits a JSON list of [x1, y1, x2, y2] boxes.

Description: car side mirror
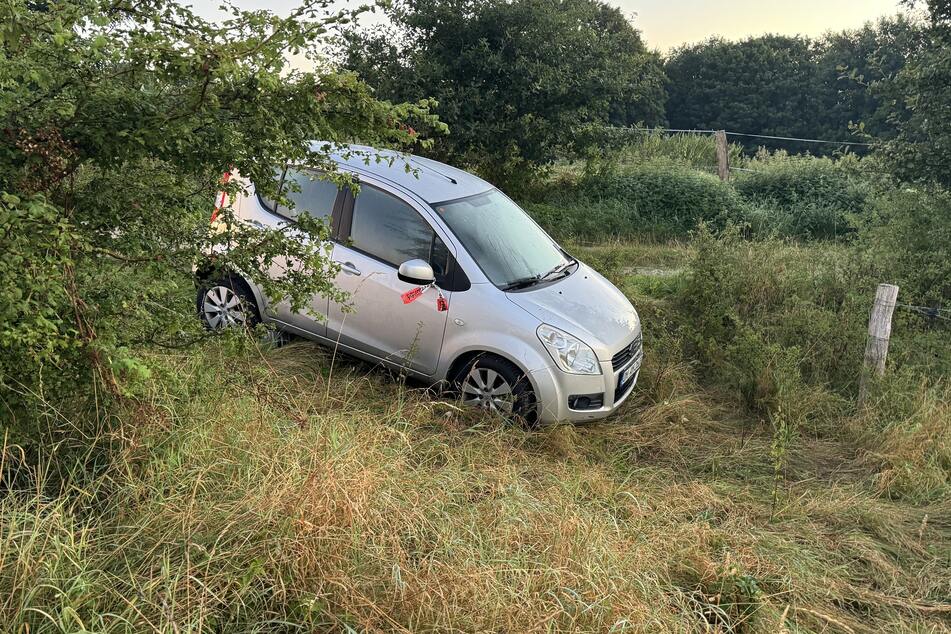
[[398, 259, 435, 285]]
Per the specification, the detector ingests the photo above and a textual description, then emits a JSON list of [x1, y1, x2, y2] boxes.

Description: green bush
[[857, 187, 951, 306], [528, 148, 906, 244], [0, 0, 437, 429], [676, 227, 866, 423], [734, 155, 876, 239], [674, 224, 950, 450], [527, 160, 745, 240]]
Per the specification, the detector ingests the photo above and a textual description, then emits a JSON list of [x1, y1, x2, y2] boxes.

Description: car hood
[[505, 263, 640, 360]]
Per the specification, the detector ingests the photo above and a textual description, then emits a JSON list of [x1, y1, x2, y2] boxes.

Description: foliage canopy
[[0, 0, 441, 423], [341, 0, 667, 188], [879, 1, 951, 186], [664, 22, 924, 154]]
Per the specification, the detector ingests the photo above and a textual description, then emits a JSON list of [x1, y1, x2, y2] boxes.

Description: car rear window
[[258, 168, 338, 221]]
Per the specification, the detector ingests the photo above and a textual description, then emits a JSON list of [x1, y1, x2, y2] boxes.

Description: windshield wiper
[[501, 275, 542, 291], [540, 258, 577, 282], [503, 259, 577, 291]]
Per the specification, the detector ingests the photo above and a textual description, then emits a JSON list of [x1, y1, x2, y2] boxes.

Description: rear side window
[[349, 185, 450, 277], [259, 168, 338, 221]]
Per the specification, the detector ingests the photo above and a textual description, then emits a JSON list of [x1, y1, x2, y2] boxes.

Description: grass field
[[3, 240, 948, 633]]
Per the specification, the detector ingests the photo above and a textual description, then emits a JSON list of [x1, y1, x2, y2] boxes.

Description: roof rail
[[410, 157, 458, 185]]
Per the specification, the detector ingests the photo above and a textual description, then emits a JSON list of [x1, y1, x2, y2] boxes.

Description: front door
[[327, 183, 453, 375]]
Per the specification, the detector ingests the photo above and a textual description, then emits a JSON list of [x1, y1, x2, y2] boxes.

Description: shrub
[[676, 227, 865, 424], [733, 154, 876, 239], [525, 196, 634, 242], [856, 187, 951, 307], [0, 0, 437, 429], [527, 160, 746, 240]]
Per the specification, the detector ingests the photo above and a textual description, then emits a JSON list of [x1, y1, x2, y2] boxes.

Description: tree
[[664, 35, 822, 153], [0, 0, 441, 428], [341, 0, 667, 189], [664, 27, 923, 154], [878, 0, 951, 186], [815, 15, 924, 142]]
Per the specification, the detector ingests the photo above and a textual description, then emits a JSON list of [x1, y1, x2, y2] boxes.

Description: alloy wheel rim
[[461, 367, 515, 413], [203, 286, 246, 329]]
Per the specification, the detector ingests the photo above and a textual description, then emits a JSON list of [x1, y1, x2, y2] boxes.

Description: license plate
[[621, 356, 641, 385]]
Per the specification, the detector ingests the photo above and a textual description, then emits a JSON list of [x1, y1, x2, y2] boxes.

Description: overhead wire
[[604, 125, 878, 147], [721, 131, 877, 147]]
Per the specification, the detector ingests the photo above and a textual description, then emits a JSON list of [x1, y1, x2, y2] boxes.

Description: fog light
[[568, 393, 604, 411]]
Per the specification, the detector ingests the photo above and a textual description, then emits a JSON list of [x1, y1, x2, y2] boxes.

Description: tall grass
[[583, 131, 747, 173], [2, 326, 948, 632]]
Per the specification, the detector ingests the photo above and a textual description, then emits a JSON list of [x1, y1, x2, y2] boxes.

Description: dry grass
[[856, 379, 951, 503], [2, 337, 948, 633]]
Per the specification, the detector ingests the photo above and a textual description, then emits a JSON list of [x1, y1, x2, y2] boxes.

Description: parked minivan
[[198, 144, 642, 424]]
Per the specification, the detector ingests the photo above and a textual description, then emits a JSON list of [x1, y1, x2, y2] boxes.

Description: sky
[[623, 0, 903, 51], [190, 0, 905, 51]]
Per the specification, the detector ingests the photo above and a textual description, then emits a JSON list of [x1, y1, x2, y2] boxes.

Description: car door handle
[[337, 261, 362, 276]]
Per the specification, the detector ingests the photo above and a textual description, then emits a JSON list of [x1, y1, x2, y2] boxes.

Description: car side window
[[259, 168, 338, 221], [349, 185, 450, 278]]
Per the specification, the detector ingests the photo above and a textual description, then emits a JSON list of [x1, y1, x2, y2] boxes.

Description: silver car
[[198, 144, 642, 424]]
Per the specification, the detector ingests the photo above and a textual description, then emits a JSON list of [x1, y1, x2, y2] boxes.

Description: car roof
[[313, 142, 494, 204]]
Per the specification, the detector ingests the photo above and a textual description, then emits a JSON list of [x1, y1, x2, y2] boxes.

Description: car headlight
[[537, 324, 602, 375]]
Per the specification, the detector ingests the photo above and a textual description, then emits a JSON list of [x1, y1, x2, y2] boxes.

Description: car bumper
[[529, 354, 641, 424]]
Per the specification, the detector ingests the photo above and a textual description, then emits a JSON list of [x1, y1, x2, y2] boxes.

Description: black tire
[[457, 355, 538, 426], [196, 275, 260, 331]]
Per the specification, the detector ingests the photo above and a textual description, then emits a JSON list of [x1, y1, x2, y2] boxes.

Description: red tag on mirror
[[436, 293, 448, 312], [401, 287, 424, 304]]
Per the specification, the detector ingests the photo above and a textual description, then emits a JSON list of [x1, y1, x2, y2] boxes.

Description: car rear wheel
[[197, 277, 259, 331], [458, 356, 537, 426]]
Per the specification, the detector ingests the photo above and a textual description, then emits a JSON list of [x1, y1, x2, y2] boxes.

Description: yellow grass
[[2, 337, 948, 633]]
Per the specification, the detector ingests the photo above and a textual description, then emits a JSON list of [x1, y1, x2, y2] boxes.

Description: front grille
[[611, 333, 642, 371]]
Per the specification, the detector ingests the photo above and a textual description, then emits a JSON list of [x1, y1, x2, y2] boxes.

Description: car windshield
[[433, 189, 569, 288]]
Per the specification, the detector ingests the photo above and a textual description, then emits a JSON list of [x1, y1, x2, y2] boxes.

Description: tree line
[[341, 0, 950, 188], [665, 23, 920, 152]]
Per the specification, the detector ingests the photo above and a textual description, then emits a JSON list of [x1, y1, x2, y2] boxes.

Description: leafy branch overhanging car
[[197, 144, 642, 425]]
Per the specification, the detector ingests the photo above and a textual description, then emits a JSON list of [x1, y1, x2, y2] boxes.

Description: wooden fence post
[[715, 130, 730, 181], [858, 283, 899, 407]]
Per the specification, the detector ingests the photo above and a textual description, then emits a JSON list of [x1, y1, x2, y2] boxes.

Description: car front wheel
[[458, 355, 538, 426]]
